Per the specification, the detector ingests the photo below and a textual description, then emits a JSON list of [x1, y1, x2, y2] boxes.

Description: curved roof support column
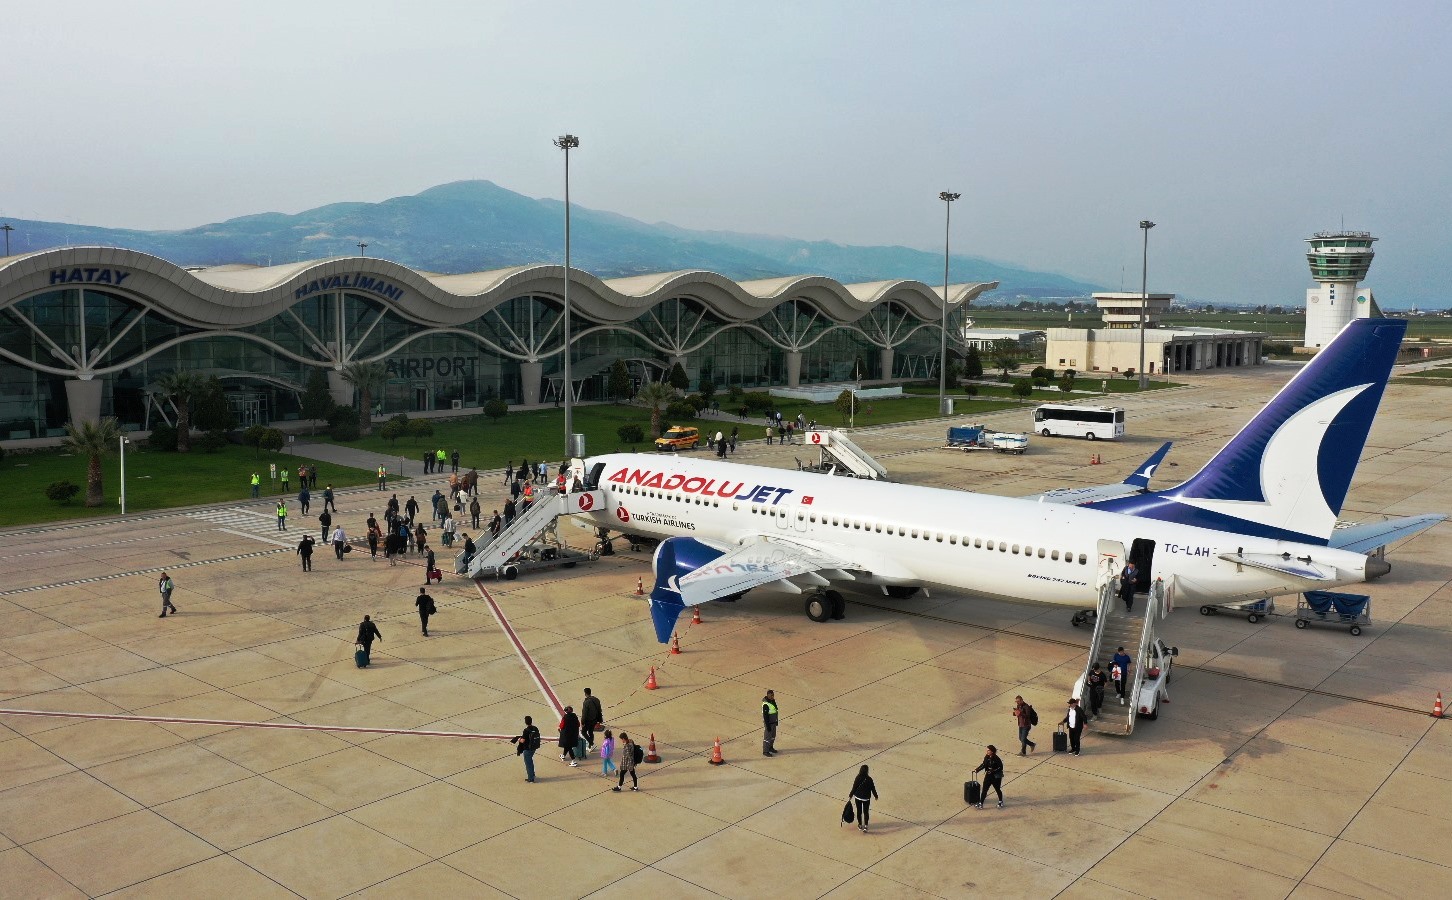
[[520, 361, 544, 406], [65, 378, 103, 427], [785, 350, 802, 388], [879, 347, 895, 381]]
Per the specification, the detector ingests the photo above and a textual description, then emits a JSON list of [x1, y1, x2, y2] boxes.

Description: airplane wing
[[675, 535, 861, 607], [1026, 442, 1173, 506], [1329, 514, 1447, 554]]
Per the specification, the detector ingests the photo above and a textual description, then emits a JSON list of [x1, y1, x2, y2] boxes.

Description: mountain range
[[2, 180, 1100, 297]]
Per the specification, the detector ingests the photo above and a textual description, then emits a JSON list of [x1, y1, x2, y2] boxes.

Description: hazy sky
[[4, 1, 1448, 306]]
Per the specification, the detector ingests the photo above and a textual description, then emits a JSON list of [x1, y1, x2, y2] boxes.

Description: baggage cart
[[1198, 596, 1275, 623], [1294, 591, 1371, 636]]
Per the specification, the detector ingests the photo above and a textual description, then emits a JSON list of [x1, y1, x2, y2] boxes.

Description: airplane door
[[1128, 538, 1156, 593], [1096, 539, 1126, 593], [774, 498, 809, 533]]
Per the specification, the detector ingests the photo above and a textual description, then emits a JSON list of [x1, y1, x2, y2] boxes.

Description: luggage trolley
[[1198, 597, 1275, 624], [1294, 591, 1371, 636]]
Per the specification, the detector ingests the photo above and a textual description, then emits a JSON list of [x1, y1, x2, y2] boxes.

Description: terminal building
[[1045, 293, 1268, 375], [0, 247, 995, 438]]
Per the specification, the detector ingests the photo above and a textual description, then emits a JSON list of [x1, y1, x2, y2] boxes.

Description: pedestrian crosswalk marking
[[188, 507, 297, 547]]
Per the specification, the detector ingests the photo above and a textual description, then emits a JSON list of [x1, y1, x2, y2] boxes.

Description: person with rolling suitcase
[[1058, 698, 1085, 756], [971, 745, 1005, 809], [355, 615, 381, 667]]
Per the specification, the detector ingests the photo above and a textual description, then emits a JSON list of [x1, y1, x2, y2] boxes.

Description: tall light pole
[[119, 436, 130, 514], [555, 133, 580, 457], [1138, 220, 1156, 390], [357, 241, 368, 257], [938, 192, 960, 415], [1, 224, 13, 256]]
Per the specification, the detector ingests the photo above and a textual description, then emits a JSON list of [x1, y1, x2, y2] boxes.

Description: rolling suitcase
[[964, 779, 981, 805], [354, 643, 370, 668], [1052, 728, 1068, 752], [575, 736, 589, 761]]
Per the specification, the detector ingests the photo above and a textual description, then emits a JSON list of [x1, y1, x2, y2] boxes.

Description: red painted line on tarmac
[[0, 708, 514, 740], [474, 579, 564, 716]]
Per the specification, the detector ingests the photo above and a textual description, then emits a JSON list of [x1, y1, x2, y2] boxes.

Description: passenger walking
[[296, 534, 315, 571], [322, 484, 336, 513], [356, 615, 382, 655], [424, 547, 439, 584], [405, 495, 419, 525], [250, 472, 260, 498], [431, 489, 445, 523], [413, 522, 427, 553], [765, 425, 774, 445], [331, 525, 348, 560], [504, 462, 514, 484], [490, 511, 502, 537], [276, 501, 288, 531], [600, 730, 617, 778], [848, 764, 879, 832], [1059, 698, 1085, 756], [441, 515, 456, 548], [157, 573, 177, 617], [613, 733, 639, 791], [1087, 663, 1107, 718], [309, 466, 318, 489], [537, 461, 548, 485], [416, 588, 436, 636], [762, 689, 779, 756], [1120, 561, 1138, 612], [580, 688, 603, 750], [470, 497, 482, 529], [384, 529, 402, 566], [1012, 695, 1037, 755], [558, 706, 581, 766], [972, 745, 1005, 808], [366, 517, 381, 559], [387, 493, 399, 518], [318, 509, 332, 542], [513, 715, 541, 782], [423, 449, 433, 475], [460, 533, 476, 571], [298, 485, 310, 515], [450, 449, 460, 473], [1112, 646, 1132, 704]]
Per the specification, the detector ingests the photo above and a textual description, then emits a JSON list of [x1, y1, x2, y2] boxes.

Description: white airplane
[[569, 318, 1442, 642]]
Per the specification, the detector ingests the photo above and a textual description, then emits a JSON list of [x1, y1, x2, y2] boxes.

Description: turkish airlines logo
[[577, 494, 595, 511], [810, 432, 822, 444], [616, 506, 631, 523]]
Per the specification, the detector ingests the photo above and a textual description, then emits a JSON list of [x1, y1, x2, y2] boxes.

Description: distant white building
[[1045, 293, 1267, 375], [1304, 231, 1376, 349], [960, 328, 1045, 351]]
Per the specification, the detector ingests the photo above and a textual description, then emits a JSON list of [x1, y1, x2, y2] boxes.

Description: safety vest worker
[[436, 449, 446, 463], [250, 473, 261, 497], [276, 502, 288, 531], [556, 473, 567, 493]]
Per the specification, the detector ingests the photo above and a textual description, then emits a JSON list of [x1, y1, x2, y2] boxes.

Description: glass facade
[[0, 260, 975, 437]]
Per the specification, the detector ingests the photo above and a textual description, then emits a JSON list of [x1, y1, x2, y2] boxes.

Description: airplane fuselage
[[576, 453, 1369, 608]]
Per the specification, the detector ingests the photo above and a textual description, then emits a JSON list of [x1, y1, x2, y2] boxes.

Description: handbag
[[841, 800, 855, 826]]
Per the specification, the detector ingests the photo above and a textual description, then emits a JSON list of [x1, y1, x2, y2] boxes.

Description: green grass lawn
[[0, 444, 378, 528], [326, 396, 1027, 465]]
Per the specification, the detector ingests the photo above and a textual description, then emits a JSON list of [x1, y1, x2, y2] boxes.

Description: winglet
[[1122, 442, 1172, 490]]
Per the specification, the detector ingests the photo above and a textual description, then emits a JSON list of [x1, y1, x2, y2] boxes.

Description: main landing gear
[[805, 590, 846, 622]]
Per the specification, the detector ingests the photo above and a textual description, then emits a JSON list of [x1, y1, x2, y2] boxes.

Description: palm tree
[[62, 417, 121, 507], [155, 371, 204, 452], [341, 361, 389, 436], [635, 380, 676, 439]]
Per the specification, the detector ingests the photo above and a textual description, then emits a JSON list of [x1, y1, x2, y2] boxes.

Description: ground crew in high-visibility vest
[[556, 472, 567, 494], [276, 501, 288, 531], [436, 448, 447, 469], [280, 468, 289, 492], [762, 690, 779, 756], [521, 481, 535, 511], [377, 465, 387, 491], [250, 473, 261, 498]]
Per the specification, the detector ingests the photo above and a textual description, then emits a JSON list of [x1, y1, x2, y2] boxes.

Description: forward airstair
[[801, 430, 889, 480], [1079, 548, 1169, 736], [460, 489, 603, 579]]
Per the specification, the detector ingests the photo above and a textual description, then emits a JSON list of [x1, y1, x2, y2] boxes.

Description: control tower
[[1304, 231, 1376, 348]]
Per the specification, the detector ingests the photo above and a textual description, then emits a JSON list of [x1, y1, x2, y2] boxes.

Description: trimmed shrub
[[45, 480, 81, 504], [617, 424, 644, 446], [483, 399, 509, 422], [1012, 378, 1034, 398], [147, 422, 178, 452], [195, 430, 229, 453], [666, 400, 697, 421]]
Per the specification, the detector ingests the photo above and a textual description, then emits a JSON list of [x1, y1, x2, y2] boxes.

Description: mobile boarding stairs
[[1077, 562, 1177, 736], [458, 484, 605, 580], [798, 429, 889, 480]]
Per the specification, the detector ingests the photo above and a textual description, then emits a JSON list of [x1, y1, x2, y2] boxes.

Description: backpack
[[1027, 704, 1039, 726], [632, 744, 644, 765], [526, 728, 541, 751]]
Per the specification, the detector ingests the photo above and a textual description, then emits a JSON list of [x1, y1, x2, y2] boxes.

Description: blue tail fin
[[646, 537, 724, 643], [1093, 318, 1405, 543], [1122, 442, 1173, 490]]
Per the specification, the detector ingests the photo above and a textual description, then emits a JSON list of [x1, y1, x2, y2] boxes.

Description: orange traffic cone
[[646, 733, 661, 763], [645, 666, 658, 690], [635, 576, 644, 596], [1434, 692, 1444, 718], [671, 632, 681, 655], [708, 736, 724, 765], [692, 606, 702, 625]]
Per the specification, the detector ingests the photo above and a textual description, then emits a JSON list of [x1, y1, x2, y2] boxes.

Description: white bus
[[1033, 404, 1125, 441]]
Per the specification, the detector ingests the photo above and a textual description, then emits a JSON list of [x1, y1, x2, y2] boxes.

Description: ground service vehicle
[[1034, 404, 1125, 441], [654, 426, 700, 451]]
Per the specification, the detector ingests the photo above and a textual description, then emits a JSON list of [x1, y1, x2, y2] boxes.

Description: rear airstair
[[460, 490, 603, 579], [1079, 547, 1168, 736], [802, 430, 889, 480]]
